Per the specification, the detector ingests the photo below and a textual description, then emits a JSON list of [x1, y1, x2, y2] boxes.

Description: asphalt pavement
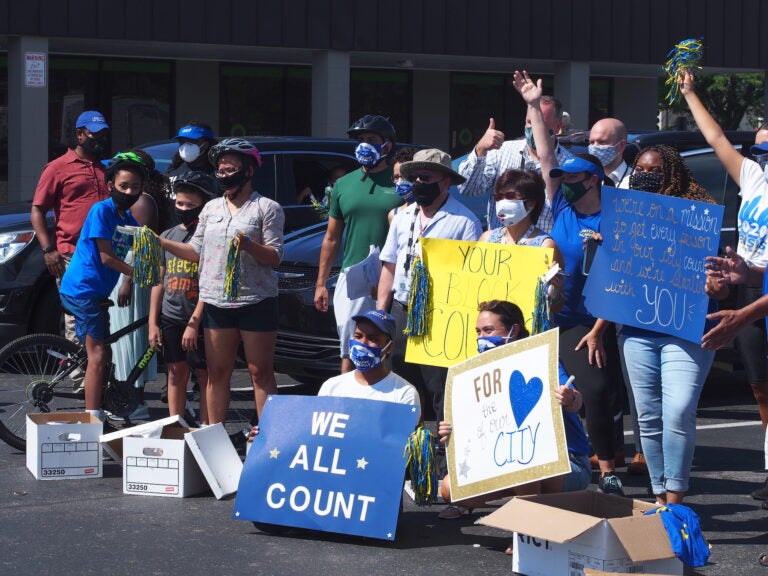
[[1, 369, 767, 576]]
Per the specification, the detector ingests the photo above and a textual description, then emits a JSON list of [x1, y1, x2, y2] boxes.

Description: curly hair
[[493, 169, 546, 225], [477, 300, 530, 339], [633, 144, 714, 204]]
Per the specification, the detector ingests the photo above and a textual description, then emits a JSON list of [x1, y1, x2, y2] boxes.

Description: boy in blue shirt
[[59, 152, 147, 424]]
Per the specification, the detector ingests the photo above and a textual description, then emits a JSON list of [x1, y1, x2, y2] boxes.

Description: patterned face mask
[[588, 143, 620, 167]]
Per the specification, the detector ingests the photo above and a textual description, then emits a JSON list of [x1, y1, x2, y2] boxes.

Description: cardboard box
[[478, 491, 683, 576], [104, 417, 242, 499], [26, 412, 103, 480]]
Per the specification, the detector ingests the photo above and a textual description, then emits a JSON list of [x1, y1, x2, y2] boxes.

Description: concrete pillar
[[7, 36, 49, 203], [554, 62, 590, 132], [311, 50, 350, 138], [174, 61, 220, 134], [613, 77, 660, 131], [412, 70, 450, 151]]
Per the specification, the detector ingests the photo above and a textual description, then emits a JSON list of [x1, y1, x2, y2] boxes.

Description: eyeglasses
[[215, 166, 242, 178], [406, 172, 442, 184]]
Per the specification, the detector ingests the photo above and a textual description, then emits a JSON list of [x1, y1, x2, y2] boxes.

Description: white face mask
[[588, 143, 619, 167], [496, 199, 531, 227], [179, 142, 201, 163]]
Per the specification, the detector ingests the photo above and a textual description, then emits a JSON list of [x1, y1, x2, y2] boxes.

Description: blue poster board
[[583, 187, 723, 343], [233, 395, 419, 540]]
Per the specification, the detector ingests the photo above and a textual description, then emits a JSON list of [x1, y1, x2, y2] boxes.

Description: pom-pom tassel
[[663, 38, 704, 105], [531, 277, 551, 335], [404, 427, 438, 506], [223, 235, 243, 301], [132, 226, 161, 288], [405, 256, 429, 337]]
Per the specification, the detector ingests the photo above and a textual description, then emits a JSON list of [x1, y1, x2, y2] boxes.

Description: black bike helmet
[[347, 115, 397, 143], [173, 170, 216, 200], [208, 138, 263, 168]]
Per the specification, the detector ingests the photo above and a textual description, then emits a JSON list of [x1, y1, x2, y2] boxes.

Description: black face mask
[[175, 205, 204, 226], [81, 136, 108, 158], [216, 170, 249, 195], [111, 189, 141, 212], [412, 181, 442, 206], [629, 171, 662, 193]]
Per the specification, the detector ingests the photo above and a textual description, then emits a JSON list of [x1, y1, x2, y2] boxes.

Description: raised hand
[[474, 117, 505, 157], [678, 69, 695, 96], [513, 70, 542, 104]]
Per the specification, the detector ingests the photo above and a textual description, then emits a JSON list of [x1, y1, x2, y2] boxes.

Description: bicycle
[[0, 313, 154, 452]]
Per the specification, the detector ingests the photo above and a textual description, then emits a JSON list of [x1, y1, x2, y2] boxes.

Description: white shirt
[[737, 158, 768, 266], [608, 160, 632, 189], [318, 371, 421, 421], [380, 194, 482, 304], [457, 138, 573, 232]]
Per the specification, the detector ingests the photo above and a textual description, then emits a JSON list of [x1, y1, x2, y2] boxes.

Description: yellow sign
[[444, 328, 569, 502], [404, 238, 553, 367]]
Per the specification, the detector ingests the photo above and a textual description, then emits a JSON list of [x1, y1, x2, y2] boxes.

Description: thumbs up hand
[[475, 117, 505, 157]]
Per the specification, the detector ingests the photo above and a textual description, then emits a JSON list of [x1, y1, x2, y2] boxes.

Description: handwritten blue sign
[[583, 187, 723, 343], [233, 395, 419, 540]]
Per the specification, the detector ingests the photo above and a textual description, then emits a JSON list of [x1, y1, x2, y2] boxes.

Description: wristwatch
[[42, 246, 55, 254]]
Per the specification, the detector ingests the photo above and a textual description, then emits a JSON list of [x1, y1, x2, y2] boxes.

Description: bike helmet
[[104, 151, 149, 181], [347, 115, 397, 143], [208, 138, 263, 168], [173, 170, 216, 200]]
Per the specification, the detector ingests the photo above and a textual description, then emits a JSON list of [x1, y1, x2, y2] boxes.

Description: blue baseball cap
[[549, 156, 604, 178], [751, 142, 768, 155], [352, 310, 396, 339], [76, 111, 109, 133], [173, 125, 215, 140]]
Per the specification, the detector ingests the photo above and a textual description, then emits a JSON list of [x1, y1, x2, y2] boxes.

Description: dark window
[[220, 65, 311, 136], [350, 69, 412, 143], [588, 77, 613, 128], [0, 55, 7, 202]]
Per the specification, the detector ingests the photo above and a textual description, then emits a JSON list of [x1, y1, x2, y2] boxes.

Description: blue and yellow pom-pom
[[223, 233, 244, 301], [404, 427, 438, 506], [132, 226, 161, 288], [405, 256, 429, 337], [663, 38, 704, 105]]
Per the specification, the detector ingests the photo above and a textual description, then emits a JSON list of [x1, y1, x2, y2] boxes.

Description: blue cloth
[[59, 198, 137, 299], [550, 189, 601, 327], [644, 504, 710, 567], [59, 293, 110, 342]]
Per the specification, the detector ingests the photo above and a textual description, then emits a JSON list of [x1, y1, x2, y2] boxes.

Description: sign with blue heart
[[583, 187, 723, 343], [232, 395, 419, 540], [444, 328, 569, 501]]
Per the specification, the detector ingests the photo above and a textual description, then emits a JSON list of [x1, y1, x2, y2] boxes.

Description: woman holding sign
[[438, 300, 590, 524], [621, 143, 724, 504]]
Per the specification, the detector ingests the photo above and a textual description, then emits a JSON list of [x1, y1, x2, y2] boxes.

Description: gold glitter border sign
[[444, 328, 569, 502]]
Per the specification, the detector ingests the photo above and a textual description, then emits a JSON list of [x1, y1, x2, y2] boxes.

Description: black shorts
[[203, 297, 278, 332], [734, 284, 768, 382], [160, 316, 207, 369]]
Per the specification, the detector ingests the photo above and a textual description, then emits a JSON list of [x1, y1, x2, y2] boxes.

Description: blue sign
[[583, 187, 723, 343], [233, 395, 419, 540]]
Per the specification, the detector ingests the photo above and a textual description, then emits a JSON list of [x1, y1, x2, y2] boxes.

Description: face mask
[[412, 180, 442, 206], [561, 179, 591, 204], [82, 135, 108, 157], [216, 170, 249, 194], [524, 126, 554, 151], [348, 339, 391, 372], [175, 205, 204, 226], [395, 180, 415, 203], [111, 189, 141, 212], [179, 142, 201, 163], [629, 171, 662, 193], [588, 143, 619, 167], [355, 142, 384, 167], [496, 199, 531, 227], [477, 327, 516, 354]]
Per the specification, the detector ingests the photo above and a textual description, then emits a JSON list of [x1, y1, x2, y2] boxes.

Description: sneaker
[[627, 452, 648, 476], [597, 473, 625, 497], [751, 477, 768, 500], [107, 402, 150, 422]]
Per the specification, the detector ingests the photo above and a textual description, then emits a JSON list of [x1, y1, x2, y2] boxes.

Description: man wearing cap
[[457, 95, 572, 232], [165, 122, 217, 188], [317, 309, 420, 418], [377, 148, 482, 427], [30, 110, 111, 354], [315, 114, 404, 373]]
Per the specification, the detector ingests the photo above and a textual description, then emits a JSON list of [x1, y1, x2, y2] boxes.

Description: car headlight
[[0, 230, 35, 264]]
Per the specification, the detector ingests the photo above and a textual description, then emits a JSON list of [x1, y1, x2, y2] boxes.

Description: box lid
[[184, 423, 243, 499], [100, 415, 190, 462], [607, 513, 675, 562], [28, 412, 102, 425]]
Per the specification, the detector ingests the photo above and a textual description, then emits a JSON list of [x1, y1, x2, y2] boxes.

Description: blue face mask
[[348, 339, 391, 372], [476, 327, 516, 354], [355, 142, 385, 167], [395, 180, 415, 203]]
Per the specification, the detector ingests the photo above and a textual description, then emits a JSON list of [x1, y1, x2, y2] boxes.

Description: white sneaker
[[107, 403, 150, 422]]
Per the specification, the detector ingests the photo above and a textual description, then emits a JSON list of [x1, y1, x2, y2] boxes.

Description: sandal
[[438, 505, 472, 519], [760, 552, 768, 567], [504, 544, 514, 556]]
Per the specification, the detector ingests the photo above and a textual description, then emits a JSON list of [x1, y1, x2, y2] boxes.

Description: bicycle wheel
[[0, 334, 84, 451]]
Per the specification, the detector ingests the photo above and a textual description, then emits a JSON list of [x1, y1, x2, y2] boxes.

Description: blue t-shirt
[[558, 362, 589, 457], [550, 189, 601, 327], [59, 198, 137, 299]]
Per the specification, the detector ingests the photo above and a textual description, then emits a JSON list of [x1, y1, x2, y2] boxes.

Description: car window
[[282, 153, 357, 207], [252, 153, 277, 200]]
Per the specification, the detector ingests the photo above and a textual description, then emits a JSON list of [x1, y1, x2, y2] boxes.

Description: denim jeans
[[563, 452, 592, 492], [620, 331, 714, 495]]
